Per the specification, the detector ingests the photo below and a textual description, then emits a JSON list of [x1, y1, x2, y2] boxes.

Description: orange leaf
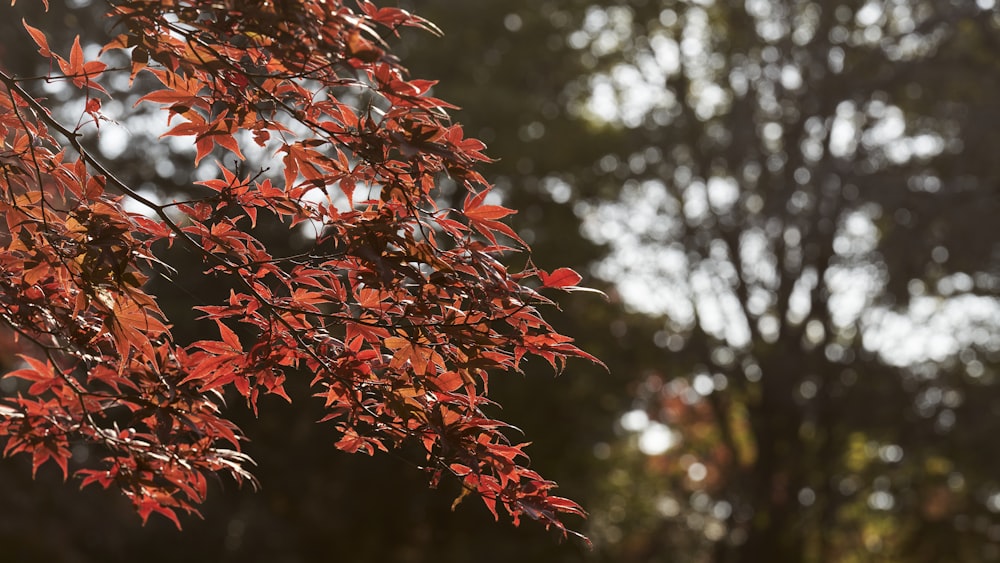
[[432, 371, 464, 392], [22, 20, 50, 57], [70, 36, 83, 74]]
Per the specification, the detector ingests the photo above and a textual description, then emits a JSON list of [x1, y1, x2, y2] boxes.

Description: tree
[[552, 0, 1000, 561], [0, 0, 600, 540], [365, 0, 1000, 561]]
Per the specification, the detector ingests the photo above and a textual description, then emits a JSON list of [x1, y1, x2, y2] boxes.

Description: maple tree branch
[[0, 72, 316, 340], [7, 68, 130, 83], [0, 1, 595, 537], [0, 70, 194, 237]]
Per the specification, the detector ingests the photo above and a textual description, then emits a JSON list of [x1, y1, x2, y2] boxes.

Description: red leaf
[[212, 130, 245, 161], [136, 498, 183, 529], [7, 354, 54, 382], [22, 20, 50, 57], [69, 36, 83, 75], [335, 428, 376, 455], [194, 136, 214, 166], [32, 446, 67, 479], [431, 371, 464, 392], [82, 60, 107, 80], [462, 189, 523, 245], [539, 267, 582, 289], [216, 321, 242, 351]]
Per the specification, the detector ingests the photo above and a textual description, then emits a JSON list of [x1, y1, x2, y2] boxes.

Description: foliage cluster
[[0, 0, 597, 540]]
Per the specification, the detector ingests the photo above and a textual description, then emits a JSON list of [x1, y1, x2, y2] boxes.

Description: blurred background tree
[[1, 0, 999, 562]]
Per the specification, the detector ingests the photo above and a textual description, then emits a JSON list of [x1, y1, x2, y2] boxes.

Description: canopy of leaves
[[0, 0, 600, 540]]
